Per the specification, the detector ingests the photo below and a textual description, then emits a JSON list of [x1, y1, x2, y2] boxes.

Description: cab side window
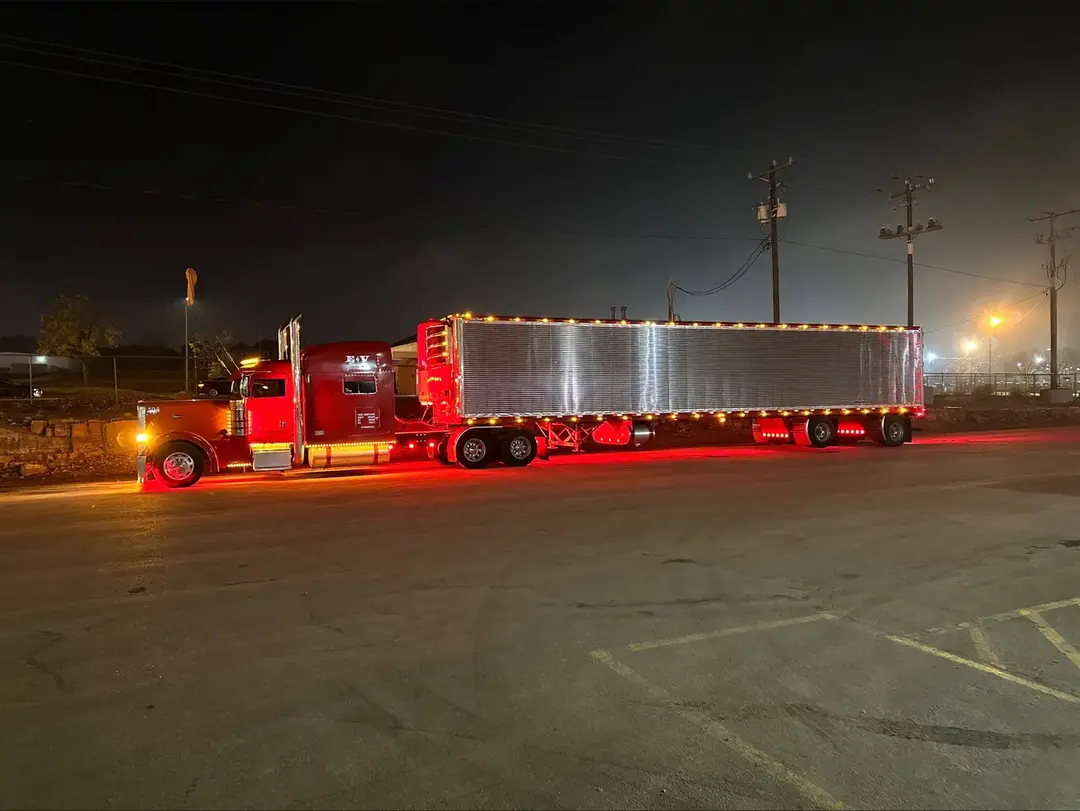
[[250, 379, 286, 398], [344, 377, 377, 395]]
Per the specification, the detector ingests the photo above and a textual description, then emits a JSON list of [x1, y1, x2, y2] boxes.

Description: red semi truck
[[136, 312, 924, 487]]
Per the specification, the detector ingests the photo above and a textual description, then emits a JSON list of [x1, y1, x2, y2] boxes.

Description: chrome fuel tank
[[454, 319, 922, 418]]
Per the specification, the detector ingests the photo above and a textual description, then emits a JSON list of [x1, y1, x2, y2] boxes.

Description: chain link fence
[[924, 372, 1080, 398], [7, 356, 192, 402]]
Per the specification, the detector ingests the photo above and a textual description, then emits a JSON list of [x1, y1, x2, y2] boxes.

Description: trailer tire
[[806, 415, 836, 448], [873, 415, 909, 447], [456, 431, 493, 469], [500, 431, 538, 467], [154, 441, 205, 488]]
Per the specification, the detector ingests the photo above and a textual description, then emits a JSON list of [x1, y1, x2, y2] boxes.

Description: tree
[[37, 294, 121, 385], [189, 329, 237, 379]]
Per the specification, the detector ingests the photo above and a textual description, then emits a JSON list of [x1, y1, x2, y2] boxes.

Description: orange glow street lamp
[[987, 315, 1002, 379]]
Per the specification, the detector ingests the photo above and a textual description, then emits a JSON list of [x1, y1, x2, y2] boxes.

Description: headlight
[[136, 432, 149, 444], [32, 388, 42, 397]]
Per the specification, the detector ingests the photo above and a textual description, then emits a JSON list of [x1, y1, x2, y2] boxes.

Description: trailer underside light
[[837, 427, 866, 436], [761, 431, 789, 439], [428, 440, 437, 448], [249, 442, 291, 451], [407, 442, 416, 449], [488, 418, 497, 425], [692, 413, 701, 419], [644, 414, 654, 421], [515, 417, 524, 423], [781, 410, 791, 417]]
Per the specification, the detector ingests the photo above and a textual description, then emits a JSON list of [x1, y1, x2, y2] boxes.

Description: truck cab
[[138, 315, 398, 487]]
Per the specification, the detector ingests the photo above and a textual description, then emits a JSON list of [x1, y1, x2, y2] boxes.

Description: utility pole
[[1029, 209, 1078, 393], [750, 158, 792, 322], [878, 176, 942, 328]]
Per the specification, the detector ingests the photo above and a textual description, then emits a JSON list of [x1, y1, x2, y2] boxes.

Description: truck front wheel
[[154, 441, 205, 487]]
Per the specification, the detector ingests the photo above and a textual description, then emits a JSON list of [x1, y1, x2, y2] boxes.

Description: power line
[[0, 57, 679, 165], [5, 173, 763, 244], [4, 172, 1047, 292], [672, 240, 770, 296], [780, 238, 1045, 288], [0, 33, 713, 154], [666, 239, 770, 320], [924, 290, 1047, 335]]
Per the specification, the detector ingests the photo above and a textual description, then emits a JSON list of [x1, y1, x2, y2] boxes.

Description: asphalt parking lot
[[2, 428, 1080, 809]]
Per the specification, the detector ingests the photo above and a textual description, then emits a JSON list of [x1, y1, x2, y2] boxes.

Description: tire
[[876, 415, 909, 447], [500, 431, 538, 467], [154, 441, 205, 487], [436, 440, 452, 465], [455, 431, 492, 469], [806, 415, 836, 449]]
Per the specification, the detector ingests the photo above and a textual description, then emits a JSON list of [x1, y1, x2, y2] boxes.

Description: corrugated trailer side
[[414, 314, 924, 468], [454, 317, 921, 418]]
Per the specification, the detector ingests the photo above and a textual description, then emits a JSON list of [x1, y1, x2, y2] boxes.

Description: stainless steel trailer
[[454, 318, 922, 418], [414, 315, 924, 468]]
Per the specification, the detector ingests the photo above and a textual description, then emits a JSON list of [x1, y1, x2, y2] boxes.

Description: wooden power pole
[[750, 158, 793, 323], [1029, 209, 1078, 394], [878, 176, 942, 327]]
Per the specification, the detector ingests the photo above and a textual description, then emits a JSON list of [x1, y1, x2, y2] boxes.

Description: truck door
[[244, 375, 293, 445]]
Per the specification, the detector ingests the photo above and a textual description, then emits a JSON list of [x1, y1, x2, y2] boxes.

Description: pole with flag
[[184, 267, 197, 393]]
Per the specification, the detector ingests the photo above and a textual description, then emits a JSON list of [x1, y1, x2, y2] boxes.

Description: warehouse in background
[[391, 336, 418, 396]]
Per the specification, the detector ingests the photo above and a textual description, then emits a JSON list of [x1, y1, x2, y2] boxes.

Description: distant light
[[964, 340, 978, 353], [925, 351, 938, 364], [1034, 355, 1045, 365], [34, 355, 47, 363]]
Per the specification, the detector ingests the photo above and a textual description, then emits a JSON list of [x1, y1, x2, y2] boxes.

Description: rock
[[19, 463, 47, 477]]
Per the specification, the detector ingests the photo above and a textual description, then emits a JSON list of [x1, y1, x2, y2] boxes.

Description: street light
[[987, 315, 1002, 386]]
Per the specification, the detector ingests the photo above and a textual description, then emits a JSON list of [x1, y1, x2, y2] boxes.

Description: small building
[[391, 337, 418, 396], [0, 353, 82, 380]]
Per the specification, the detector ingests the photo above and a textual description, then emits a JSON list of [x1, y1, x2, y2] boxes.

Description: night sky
[[2, 3, 1078, 362]]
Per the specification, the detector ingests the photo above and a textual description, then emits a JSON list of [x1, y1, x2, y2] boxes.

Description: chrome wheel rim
[[812, 421, 832, 443], [508, 436, 532, 460], [462, 438, 486, 463], [162, 451, 195, 481], [885, 420, 905, 442]]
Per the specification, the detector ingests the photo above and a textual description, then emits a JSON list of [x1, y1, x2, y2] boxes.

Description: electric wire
[[0, 34, 712, 154], [780, 238, 1045, 289]]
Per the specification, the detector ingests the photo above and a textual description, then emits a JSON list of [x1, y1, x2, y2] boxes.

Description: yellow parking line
[[968, 624, 1002, 667], [626, 611, 839, 653], [923, 596, 1080, 636], [591, 650, 845, 810], [885, 634, 1080, 705], [1021, 610, 1080, 673]]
